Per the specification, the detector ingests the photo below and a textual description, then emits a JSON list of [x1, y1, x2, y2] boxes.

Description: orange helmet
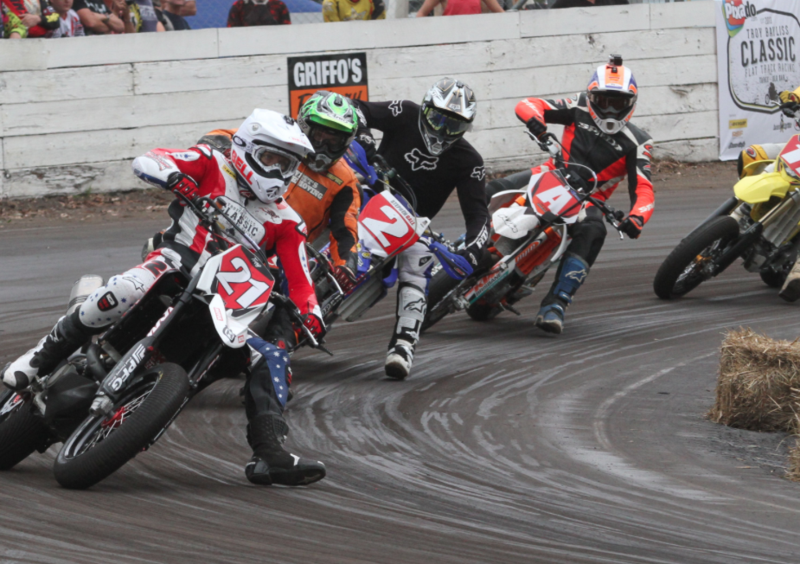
[[586, 54, 638, 135]]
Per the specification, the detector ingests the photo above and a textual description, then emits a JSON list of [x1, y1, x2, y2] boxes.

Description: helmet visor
[[423, 106, 472, 137], [307, 124, 351, 154], [588, 90, 635, 120], [251, 145, 300, 177]]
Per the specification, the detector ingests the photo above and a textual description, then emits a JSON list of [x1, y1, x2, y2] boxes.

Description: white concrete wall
[[0, 1, 717, 199]]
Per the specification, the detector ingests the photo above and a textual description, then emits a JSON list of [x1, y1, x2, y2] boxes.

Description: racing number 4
[[217, 256, 269, 309], [535, 186, 573, 215]]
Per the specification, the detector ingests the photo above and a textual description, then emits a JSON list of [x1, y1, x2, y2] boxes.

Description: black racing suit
[[355, 100, 490, 248], [355, 99, 491, 360]]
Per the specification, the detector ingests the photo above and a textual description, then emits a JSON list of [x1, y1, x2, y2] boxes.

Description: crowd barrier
[[0, 1, 716, 198]]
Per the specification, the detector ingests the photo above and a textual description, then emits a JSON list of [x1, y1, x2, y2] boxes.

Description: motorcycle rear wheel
[[653, 216, 740, 299], [53, 363, 189, 489], [0, 390, 50, 470], [466, 302, 502, 322]]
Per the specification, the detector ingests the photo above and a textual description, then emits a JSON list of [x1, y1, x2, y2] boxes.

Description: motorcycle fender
[[208, 294, 249, 349], [733, 172, 791, 204], [100, 336, 155, 398], [493, 206, 540, 240]]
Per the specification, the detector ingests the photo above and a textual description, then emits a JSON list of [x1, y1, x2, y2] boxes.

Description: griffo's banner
[[717, 0, 800, 160], [287, 53, 369, 119]]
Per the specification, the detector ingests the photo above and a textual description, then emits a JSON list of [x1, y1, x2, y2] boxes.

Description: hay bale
[[708, 328, 800, 432]]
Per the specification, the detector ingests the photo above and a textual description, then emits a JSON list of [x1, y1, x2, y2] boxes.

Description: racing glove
[[458, 236, 490, 271], [779, 90, 800, 104], [526, 117, 548, 140], [333, 255, 359, 294], [620, 215, 644, 239], [302, 313, 326, 341], [166, 172, 199, 204], [356, 132, 378, 163]]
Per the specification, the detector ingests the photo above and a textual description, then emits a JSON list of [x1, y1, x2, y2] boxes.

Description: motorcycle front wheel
[[653, 216, 741, 299], [53, 363, 189, 489], [0, 390, 50, 470]]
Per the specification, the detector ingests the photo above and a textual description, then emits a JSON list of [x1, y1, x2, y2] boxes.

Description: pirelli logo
[[729, 119, 748, 129]]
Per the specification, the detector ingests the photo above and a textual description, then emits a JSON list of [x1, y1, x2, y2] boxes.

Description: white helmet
[[586, 54, 638, 135], [419, 78, 477, 156], [230, 109, 314, 203]]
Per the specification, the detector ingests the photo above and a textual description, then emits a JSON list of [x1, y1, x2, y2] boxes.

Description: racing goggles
[[307, 124, 351, 154], [588, 90, 635, 119], [423, 106, 472, 137], [251, 144, 300, 179]]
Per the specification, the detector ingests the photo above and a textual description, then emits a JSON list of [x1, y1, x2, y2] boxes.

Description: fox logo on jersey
[[405, 148, 438, 171]]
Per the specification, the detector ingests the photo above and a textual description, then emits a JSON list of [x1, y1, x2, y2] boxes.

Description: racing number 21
[[217, 256, 271, 309]]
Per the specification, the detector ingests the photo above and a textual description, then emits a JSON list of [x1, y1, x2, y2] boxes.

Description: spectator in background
[[322, 0, 384, 22], [416, 0, 502, 16], [47, 0, 84, 35], [128, 0, 165, 31], [2, 4, 26, 36], [417, 0, 504, 18], [2, 0, 60, 36], [73, 0, 128, 33], [156, 0, 191, 31], [227, 0, 290, 26], [551, 0, 627, 8]]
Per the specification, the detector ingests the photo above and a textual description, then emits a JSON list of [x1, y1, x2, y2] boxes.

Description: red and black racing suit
[[490, 93, 654, 294]]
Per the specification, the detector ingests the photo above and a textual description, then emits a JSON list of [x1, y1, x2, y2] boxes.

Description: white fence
[[0, 1, 717, 198]]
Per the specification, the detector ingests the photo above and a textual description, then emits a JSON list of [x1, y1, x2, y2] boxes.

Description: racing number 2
[[362, 206, 410, 247]]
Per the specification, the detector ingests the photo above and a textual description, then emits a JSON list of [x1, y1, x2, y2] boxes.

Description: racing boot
[[779, 257, 800, 302], [535, 254, 589, 335], [244, 414, 326, 486], [2, 310, 93, 391], [385, 284, 426, 380]]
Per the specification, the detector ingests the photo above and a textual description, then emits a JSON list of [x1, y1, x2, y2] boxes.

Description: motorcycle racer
[[490, 54, 654, 334], [355, 78, 491, 380], [3, 109, 327, 487], [198, 92, 362, 293], [738, 87, 800, 302]]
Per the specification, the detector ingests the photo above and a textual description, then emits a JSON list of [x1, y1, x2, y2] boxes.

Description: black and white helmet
[[419, 78, 477, 156]]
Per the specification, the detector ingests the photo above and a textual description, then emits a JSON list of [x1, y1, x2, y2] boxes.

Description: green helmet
[[297, 91, 358, 172]]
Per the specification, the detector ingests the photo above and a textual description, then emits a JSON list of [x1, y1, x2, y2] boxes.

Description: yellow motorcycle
[[654, 103, 800, 299]]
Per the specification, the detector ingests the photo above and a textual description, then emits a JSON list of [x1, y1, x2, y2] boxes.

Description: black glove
[[457, 241, 490, 271], [356, 132, 378, 163], [781, 101, 800, 119], [526, 117, 547, 140], [619, 215, 644, 239], [166, 172, 199, 205]]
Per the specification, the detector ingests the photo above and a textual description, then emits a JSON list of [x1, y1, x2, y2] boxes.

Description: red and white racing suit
[[76, 144, 319, 333]]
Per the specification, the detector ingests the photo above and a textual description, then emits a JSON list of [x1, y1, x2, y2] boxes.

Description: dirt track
[[2, 164, 800, 563]]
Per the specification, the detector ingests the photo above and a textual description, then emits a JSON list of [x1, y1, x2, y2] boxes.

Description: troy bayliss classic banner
[[717, 0, 800, 160]]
